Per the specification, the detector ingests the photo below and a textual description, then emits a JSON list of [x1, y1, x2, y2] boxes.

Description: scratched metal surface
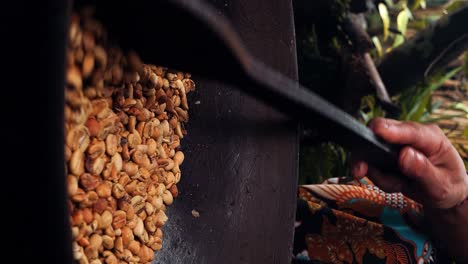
[[153, 0, 299, 263]]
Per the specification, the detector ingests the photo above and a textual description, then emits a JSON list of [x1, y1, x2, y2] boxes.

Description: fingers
[[351, 146, 435, 197], [398, 146, 447, 204], [368, 118, 443, 157], [360, 163, 427, 202], [351, 160, 368, 179], [399, 146, 437, 183], [351, 160, 404, 193], [366, 165, 407, 193], [363, 118, 467, 208]]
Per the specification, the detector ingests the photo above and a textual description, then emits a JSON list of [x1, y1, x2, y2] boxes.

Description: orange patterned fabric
[[293, 177, 442, 264]]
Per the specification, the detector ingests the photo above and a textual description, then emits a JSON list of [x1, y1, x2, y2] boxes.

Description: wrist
[[425, 173, 468, 221], [424, 193, 468, 262], [448, 171, 468, 214]]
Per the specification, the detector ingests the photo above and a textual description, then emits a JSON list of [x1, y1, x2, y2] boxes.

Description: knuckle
[[413, 122, 424, 133], [434, 137, 450, 157], [431, 186, 449, 206], [427, 124, 443, 134], [406, 121, 419, 128], [405, 121, 423, 135]]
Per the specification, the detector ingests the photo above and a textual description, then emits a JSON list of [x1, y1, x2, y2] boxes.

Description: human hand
[[352, 118, 468, 209]]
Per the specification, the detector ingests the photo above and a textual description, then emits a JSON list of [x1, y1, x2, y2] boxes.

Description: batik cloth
[[293, 177, 449, 264]]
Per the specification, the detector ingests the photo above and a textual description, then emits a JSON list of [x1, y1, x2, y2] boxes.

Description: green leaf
[[463, 127, 468, 138], [465, 52, 468, 77], [408, 89, 431, 121], [423, 114, 466, 123], [429, 99, 442, 113], [457, 144, 468, 158], [372, 36, 383, 58], [398, 67, 462, 122], [453, 102, 468, 113], [358, 95, 386, 124], [428, 67, 462, 91], [408, 18, 427, 30], [378, 3, 390, 41], [412, 0, 426, 10], [393, 8, 411, 48], [445, 1, 468, 14]]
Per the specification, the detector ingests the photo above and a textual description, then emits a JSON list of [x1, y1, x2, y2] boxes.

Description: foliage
[[369, 0, 468, 59], [368, 0, 420, 58], [397, 67, 462, 122], [297, 0, 467, 184], [357, 67, 462, 124], [465, 52, 468, 82], [359, 95, 386, 125], [299, 142, 350, 184]]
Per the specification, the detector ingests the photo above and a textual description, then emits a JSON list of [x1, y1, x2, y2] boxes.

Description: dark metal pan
[[92, 0, 400, 171]]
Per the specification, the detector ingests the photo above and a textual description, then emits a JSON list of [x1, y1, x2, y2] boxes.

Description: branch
[[340, 14, 399, 115], [378, 5, 468, 96]]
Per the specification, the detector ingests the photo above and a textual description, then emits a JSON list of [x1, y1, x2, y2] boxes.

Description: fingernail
[[404, 148, 415, 167], [414, 150, 425, 162]]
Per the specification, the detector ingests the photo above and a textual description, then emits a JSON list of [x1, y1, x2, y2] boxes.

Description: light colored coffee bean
[[71, 210, 84, 226], [145, 202, 155, 216], [102, 235, 114, 250], [162, 190, 173, 205], [144, 216, 156, 233], [70, 150, 85, 176], [89, 259, 102, 264], [151, 236, 163, 251], [104, 227, 115, 237], [124, 162, 138, 176], [67, 14, 195, 263], [72, 188, 86, 203], [154, 210, 168, 228], [112, 210, 126, 229], [85, 156, 105, 175], [96, 182, 111, 198], [80, 173, 100, 191], [133, 217, 144, 238], [88, 234, 103, 249], [173, 151, 184, 166], [67, 66, 83, 91], [72, 241, 83, 260], [82, 53, 95, 78], [130, 195, 145, 213], [111, 153, 123, 172], [112, 183, 126, 199], [87, 140, 106, 159], [67, 125, 90, 152], [105, 134, 118, 156], [105, 254, 118, 264], [68, 175, 79, 196], [114, 237, 123, 253], [121, 226, 133, 247], [128, 240, 140, 255], [99, 210, 113, 229]]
